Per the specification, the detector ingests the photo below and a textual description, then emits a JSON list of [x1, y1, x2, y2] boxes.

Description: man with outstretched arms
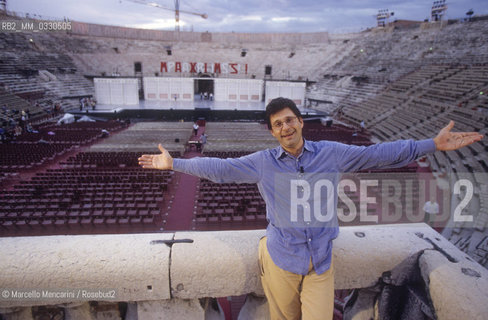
[[139, 97, 482, 320]]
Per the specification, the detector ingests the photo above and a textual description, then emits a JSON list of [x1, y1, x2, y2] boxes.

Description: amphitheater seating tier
[[0, 167, 173, 232], [89, 122, 193, 154], [202, 122, 278, 153], [0, 14, 487, 267], [0, 120, 126, 179]]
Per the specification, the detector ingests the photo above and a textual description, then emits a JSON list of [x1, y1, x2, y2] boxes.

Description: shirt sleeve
[[336, 139, 436, 172], [172, 152, 263, 184]]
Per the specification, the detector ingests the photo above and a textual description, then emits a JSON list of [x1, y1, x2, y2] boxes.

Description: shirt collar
[[275, 139, 314, 160]]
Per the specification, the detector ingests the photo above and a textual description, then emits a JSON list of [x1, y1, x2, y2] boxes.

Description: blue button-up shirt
[[173, 139, 436, 275]]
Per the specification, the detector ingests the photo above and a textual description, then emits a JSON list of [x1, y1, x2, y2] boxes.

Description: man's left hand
[[433, 120, 483, 151]]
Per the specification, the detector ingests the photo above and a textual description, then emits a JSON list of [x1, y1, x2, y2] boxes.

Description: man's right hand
[[138, 144, 174, 170]]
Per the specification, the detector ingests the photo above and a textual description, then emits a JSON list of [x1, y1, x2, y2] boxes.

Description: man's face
[[269, 107, 304, 153]]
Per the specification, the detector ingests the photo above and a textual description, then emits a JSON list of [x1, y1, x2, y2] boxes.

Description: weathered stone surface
[[64, 302, 93, 320], [0, 307, 34, 320], [171, 230, 266, 298], [333, 223, 443, 289], [137, 299, 204, 320], [1, 225, 488, 319], [420, 250, 488, 320], [0, 233, 173, 307], [125, 302, 138, 320], [203, 298, 225, 320]]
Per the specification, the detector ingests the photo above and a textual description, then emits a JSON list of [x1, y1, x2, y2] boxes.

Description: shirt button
[[308, 238, 312, 242]]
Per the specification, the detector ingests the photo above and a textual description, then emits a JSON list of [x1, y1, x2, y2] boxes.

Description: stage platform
[[70, 98, 326, 122]]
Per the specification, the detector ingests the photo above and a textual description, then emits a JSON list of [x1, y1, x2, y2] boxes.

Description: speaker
[[134, 62, 142, 73], [265, 65, 272, 75]]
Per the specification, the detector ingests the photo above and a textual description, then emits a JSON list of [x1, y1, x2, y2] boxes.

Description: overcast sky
[[6, 0, 488, 34]]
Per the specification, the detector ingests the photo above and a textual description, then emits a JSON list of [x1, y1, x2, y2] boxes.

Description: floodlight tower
[[376, 9, 394, 27], [0, 0, 7, 12], [431, 0, 448, 22]]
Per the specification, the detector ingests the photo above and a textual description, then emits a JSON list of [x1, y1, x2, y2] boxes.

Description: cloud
[[127, 18, 180, 30], [6, 0, 488, 33], [270, 17, 297, 23], [269, 16, 314, 22], [241, 15, 263, 22]]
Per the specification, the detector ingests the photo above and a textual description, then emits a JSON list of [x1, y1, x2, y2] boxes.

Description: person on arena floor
[[193, 121, 199, 136], [138, 97, 483, 320]]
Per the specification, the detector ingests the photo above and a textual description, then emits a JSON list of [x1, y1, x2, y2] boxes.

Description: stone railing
[[70, 21, 329, 44], [0, 224, 487, 319]]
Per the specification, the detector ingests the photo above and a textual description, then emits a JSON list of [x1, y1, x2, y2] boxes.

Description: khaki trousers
[[258, 237, 335, 320]]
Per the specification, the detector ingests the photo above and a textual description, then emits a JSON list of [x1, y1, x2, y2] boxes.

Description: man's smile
[[282, 131, 295, 138]]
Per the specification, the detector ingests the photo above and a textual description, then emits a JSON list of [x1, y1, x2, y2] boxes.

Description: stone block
[[171, 230, 265, 298], [334, 223, 444, 289], [420, 250, 488, 320], [137, 299, 204, 320], [0, 233, 173, 307]]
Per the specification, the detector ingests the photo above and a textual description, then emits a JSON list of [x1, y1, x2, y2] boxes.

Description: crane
[[124, 0, 207, 32]]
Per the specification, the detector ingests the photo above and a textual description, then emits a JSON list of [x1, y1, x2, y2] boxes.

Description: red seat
[[28, 219, 40, 227], [68, 217, 79, 226], [114, 209, 126, 217], [41, 219, 53, 226], [118, 217, 129, 224], [80, 217, 92, 225], [130, 217, 142, 224], [15, 220, 28, 227], [93, 217, 104, 225], [55, 219, 66, 226], [143, 216, 154, 224]]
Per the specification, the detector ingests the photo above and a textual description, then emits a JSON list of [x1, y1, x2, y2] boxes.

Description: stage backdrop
[[143, 77, 194, 101], [94, 78, 139, 105], [213, 79, 263, 102], [265, 81, 305, 107]]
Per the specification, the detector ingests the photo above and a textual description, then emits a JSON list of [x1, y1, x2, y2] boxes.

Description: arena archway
[[195, 75, 214, 100]]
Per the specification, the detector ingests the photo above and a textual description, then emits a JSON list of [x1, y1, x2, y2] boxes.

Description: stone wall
[[70, 21, 329, 44], [0, 224, 487, 319]]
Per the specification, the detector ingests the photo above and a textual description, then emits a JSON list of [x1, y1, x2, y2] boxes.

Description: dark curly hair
[[265, 97, 302, 129]]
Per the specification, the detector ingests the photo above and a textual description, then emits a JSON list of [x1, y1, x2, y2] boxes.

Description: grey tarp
[[343, 251, 436, 320]]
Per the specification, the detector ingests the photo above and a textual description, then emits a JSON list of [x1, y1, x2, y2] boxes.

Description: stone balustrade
[[0, 224, 487, 319]]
